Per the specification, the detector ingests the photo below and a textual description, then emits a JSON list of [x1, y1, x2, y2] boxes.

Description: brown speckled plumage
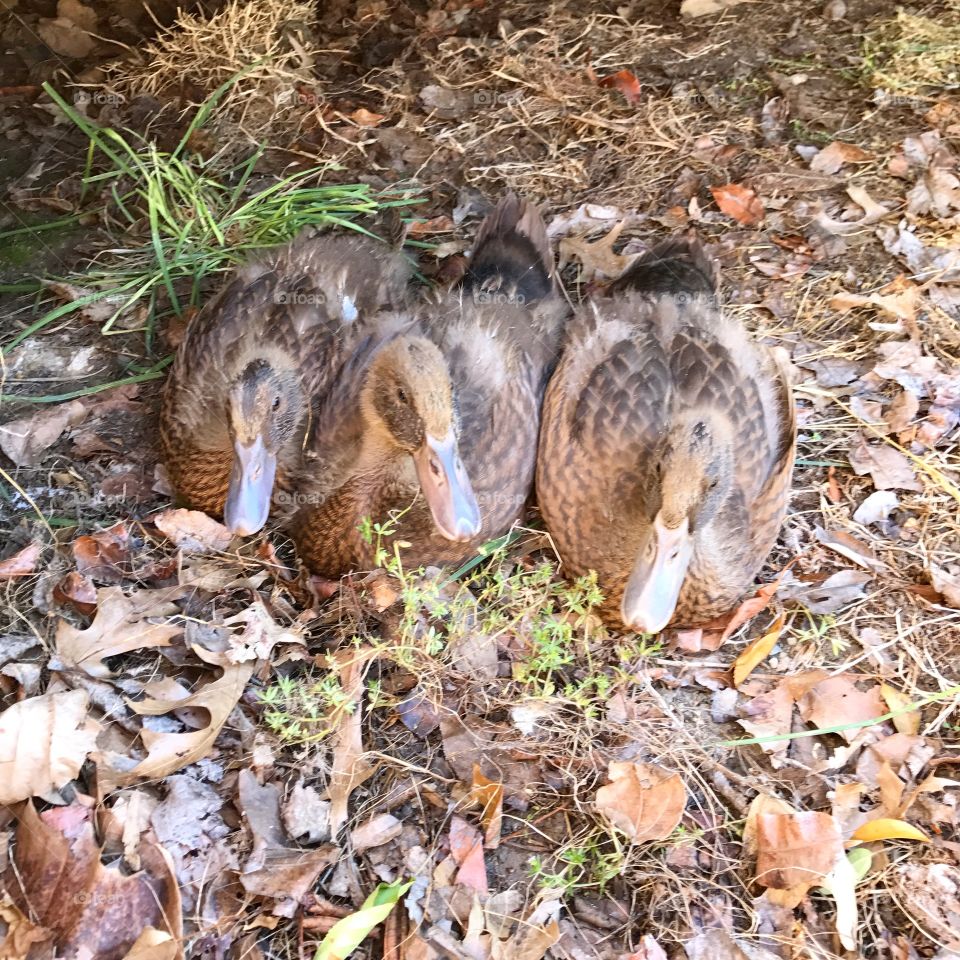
[[292, 195, 568, 576], [160, 232, 411, 521], [537, 238, 796, 628]]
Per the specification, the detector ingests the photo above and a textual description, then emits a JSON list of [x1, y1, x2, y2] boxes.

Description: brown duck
[[292, 195, 567, 576], [160, 232, 410, 535], [537, 238, 795, 633]]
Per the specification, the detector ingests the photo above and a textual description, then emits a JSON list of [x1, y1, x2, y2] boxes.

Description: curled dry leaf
[[116, 655, 255, 785], [327, 647, 376, 837], [0, 399, 87, 466], [55, 585, 184, 679], [0, 689, 101, 804], [732, 615, 785, 688], [558, 221, 634, 281], [848, 433, 922, 492], [710, 183, 765, 226], [4, 801, 182, 960], [72, 521, 134, 583], [469, 764, 504, 849], [223, 600, 304, 663], [53, 571, 99, 615], [152, 508, 232, 554], [809, 141, 873, 174], [0, 542, 41, 580], [595, 762, 686, 842], [880, 683, 921, 736], [754, 811, 844, 890], [852, 818, 929, 843]]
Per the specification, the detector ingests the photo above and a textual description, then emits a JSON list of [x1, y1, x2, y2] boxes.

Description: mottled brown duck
[[160, 232, 410, 535], [537, 238, 796, 633], [292, 195, 567, 576]]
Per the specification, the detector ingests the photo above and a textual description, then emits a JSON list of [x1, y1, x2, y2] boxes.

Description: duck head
[[225, 359, 304, 536], [362, 337, 481, 543], [621, 415, 734, 633]]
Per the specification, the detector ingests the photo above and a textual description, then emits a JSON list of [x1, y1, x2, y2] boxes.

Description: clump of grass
[[0, 78, 420, 377], [863, 4, 960, 95]]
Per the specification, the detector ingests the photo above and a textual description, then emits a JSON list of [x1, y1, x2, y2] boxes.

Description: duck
[[291, 194, 568, 577], [536, 236, 796, 634], [159, 231, 412, 536]]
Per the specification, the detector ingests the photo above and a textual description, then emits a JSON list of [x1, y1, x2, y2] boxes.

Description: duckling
[[159, 232, 411, 536], [292, 194, 567, 576], [536, 237, 795, 633]]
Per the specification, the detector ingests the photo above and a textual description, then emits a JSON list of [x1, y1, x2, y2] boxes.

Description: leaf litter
[[2, 0, 960, 957]]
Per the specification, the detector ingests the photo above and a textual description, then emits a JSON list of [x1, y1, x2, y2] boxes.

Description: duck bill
[[414, 430, 481, 543], [620, 514, 694, 634], [224, 435, 277, 536]]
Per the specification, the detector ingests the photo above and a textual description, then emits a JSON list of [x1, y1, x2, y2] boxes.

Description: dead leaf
[[327, 648, 376, 837], [152, 508, 232, 554], [0, 542, 41, 580], [350, 813, 402, 852], [558, 221, 633, 281], [809, 141, 873, 174], [348, 107, 386, 126], [848, 433, 922, 491], [733, 615, 785, 687], [223, 600, 304, 663], [5, 800, 181, 959], [853, 490, 899, 526], [55, 586, 183, 678], [720, 573, 786, 641], [890, 863, 960, 950], [595, 762, 686, 842], [0, 896, 51, 958], [449, 815, 488, 894], [710, 184, 765, 226], [282, 780, 331, 844], [0, 399, 87, 466], [469, 765, 503, 849], [120, 927, 179, 960], [738, 672, 827, 765], [117, 656, 255, 784], [779, 569, 872, 614], [598, 70, 642, 105], [72, 521, 134, 584], [754, 811, 844, 889], [928, 563, 960, 608], [880, 683, 921, 736], [0, 690, 101, 804], [680, 0, 746, 15], [815, 526, 887, 573], [407, 216, 455, 237], [798, 675, 885, 742]]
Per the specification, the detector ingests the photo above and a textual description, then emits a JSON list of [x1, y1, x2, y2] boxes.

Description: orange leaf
[[733, 614, 785, 687], [469, 765, 503, 849], [407, 215, 455, 237], [710, 183, 765, 225], [0, 542, 41, 580], [720, 564, 794, 642], [595, 762, 686, 842], [348, 107, 386, 127], [598, 69, 642, 105], [755, 812, 844, 889], [851, 818, 929, 843], [880, 683, 920, 736]]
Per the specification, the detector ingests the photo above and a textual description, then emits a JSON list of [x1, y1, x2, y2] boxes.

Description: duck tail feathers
[[610, 233, 717, 298]]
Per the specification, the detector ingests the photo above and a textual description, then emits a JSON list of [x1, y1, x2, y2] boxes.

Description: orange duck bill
[[224, 435, 277, 536], [413, 429, 481, 543], [620, 513, 694, 634]]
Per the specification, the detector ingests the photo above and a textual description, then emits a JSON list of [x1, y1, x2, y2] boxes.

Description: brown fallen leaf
[[720, 570, 789, 642], [116, 655, 255, 784], [710, 184, 765, 226], [223, 600, 304, 663], [53, 570, 98, 615], [598, 69, 642, 105], [928, 563, 960, 608], [0, 896, 51, 958], [889, 863, 960, 951], [5, 800, 182, 960], [814, 525, 888, 573], [348, 107, 386, 126], [72, 521, 134, 584], [407, 215, 455, 237], [680, 0, 746, 15], [0, 689, 101, 804], [595, 762, 686, 842], [0, 541, 41, 580], [848, 433, 922, 492], [880, 683, 921, 736], [449, 815, 488, 894], [809, 141, 873, 174], [558, 221, 633, 281], [55, 585, 183, 678], [152, 508, 232, 554], [779, 569, 873, 614], [327, 647, 376, 837], [732, 615, 785, 688], [120, 927, 179, 960], [469, 764, 504, 849], [754, 811, 844, 889], [350, 812, 402, 853], [798, 675, 885, 743], [0, 399, 87, 466]]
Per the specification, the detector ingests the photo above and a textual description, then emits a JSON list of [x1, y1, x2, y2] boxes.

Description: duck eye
[[272, 396, 282, 411], [709, 477, 719, 489], [397, 388, 408, 404]]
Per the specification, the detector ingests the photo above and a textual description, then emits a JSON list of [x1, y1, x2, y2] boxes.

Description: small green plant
[[528, 830, 626, 895], [260, 661, 359, 743]]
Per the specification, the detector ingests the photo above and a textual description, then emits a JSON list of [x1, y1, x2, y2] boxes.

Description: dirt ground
[[1, 0, 959, 958]]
